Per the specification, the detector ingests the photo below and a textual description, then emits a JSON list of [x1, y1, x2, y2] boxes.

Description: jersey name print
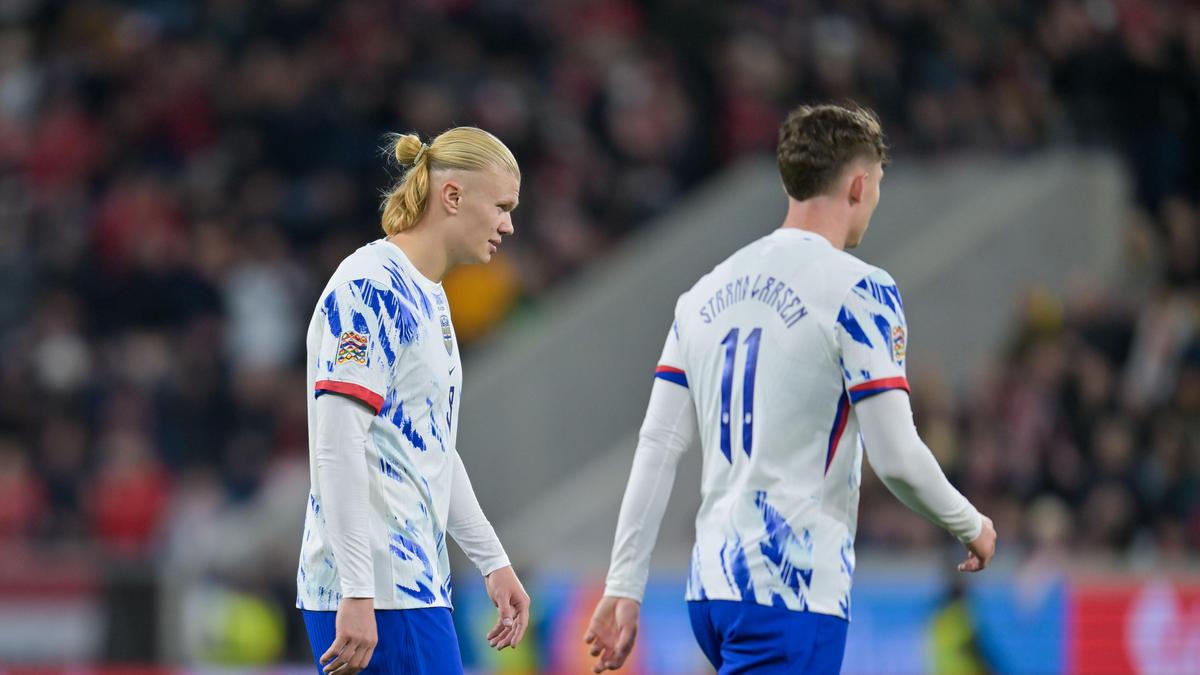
[[654, 228, 909, 620], [298, 239, 463, 611]]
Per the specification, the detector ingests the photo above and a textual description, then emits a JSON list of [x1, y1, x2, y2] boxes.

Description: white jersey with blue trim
[[297, 239, 462, 611], [658, 228, 909, 619]]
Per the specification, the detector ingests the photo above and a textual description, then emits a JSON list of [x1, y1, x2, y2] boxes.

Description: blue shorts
[[302, 608, 463, 675], [688, 600, 848, 674]]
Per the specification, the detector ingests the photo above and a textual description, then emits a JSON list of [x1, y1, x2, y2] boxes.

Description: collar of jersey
[[775, 227, 835, 248], [375, 238, 443, 290]]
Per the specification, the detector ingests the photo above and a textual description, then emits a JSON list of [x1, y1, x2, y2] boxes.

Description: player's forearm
[[857, 390, 982, 543], [314, 392, 377, 597], [605, 380, 696, 601], [447, 452, 510, 576]]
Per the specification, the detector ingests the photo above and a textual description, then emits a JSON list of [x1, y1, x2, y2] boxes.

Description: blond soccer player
[[297, 127, 530, 674]]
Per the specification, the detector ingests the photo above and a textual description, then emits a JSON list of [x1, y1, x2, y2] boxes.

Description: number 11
[[719, 326, 761, 463]]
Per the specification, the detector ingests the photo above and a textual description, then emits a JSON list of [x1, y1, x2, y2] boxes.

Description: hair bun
[[391, 133, 427, 167]]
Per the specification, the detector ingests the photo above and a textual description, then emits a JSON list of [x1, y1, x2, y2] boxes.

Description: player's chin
[[479, 242, 499, 263]]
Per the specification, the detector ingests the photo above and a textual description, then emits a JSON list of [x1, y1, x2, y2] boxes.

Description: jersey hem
[[296, 598, 454, 612], [683, 593, 849, 621]]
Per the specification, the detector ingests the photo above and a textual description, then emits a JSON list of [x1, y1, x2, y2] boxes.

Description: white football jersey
[[662, 228, 909, 619], [297, 239, 462, 611]]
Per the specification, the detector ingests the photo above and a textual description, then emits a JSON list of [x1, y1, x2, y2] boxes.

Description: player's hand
[[584, 595, 641, 673], [959, 514, 996, 572], [320, 597, 377, 675], [484, 565, 530, 650]]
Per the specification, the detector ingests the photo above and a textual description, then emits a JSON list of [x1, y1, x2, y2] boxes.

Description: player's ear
[[440, 179, 463, 215], [847, 170, 865, 206]]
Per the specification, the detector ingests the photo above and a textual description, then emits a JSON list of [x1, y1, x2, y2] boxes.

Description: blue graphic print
[[837, 269, 909, 396], [687, 542, 707, 600], [839, 537, 855, 618], [755, 491, 814, 608], [837, 306, 872, 347], [390, 528, 437, 604]]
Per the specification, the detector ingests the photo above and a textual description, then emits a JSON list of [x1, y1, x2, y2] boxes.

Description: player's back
[[667, 228, 907, 618]]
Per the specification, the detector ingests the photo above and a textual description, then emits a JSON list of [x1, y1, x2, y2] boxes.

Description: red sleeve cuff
[[315, 380, 385, 414], [847, 376, 910, 403]]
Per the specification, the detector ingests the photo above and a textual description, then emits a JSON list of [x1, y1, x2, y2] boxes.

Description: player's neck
[[780, 198, 848, 250], [386, 229, 450, 283]]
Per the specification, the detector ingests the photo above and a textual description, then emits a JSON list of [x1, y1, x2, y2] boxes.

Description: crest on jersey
[[891, 325, 906, 365], [440, 315, 453, 355], [335, 331, 369, 365]]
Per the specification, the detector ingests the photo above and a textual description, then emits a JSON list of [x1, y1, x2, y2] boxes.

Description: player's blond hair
[[380, 127, 520, 235]]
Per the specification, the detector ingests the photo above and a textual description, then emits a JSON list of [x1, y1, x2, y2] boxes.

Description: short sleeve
[[835, 269, 911, 404], [652, 319, 688, 388], [314, 279, 407, 414]]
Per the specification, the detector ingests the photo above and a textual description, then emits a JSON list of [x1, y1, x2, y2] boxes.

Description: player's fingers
[[603, 626, 635, 668], [355, 644, 376, 671], [584, 629, 596, 644], [593, 648, 614, 673], [328, 643, 362, 674], [492, 626, 513, 650], [498, 600, 525, 648], [486, 619, 505, 641], [510, 615, 528, 648], [495, 620, 519, 648], [323, 647, 353, 675], [491, 598, 519, 648], [958, 552, 982, 572], [614, 624, 637, 657], [320, 636, 347, 665]]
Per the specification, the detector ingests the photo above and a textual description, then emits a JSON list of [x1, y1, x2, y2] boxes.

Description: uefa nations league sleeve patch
[[335, 331, 369, 365]]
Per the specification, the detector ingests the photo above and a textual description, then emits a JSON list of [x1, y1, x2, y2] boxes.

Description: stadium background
[[0, 0, 1197, 673]]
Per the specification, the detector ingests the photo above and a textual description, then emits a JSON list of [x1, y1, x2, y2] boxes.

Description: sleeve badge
[[335, 331, 369, 365], [891, 325, 906, 365]]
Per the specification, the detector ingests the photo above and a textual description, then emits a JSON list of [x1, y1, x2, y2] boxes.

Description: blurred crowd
[[0, 0, 1197, 577]]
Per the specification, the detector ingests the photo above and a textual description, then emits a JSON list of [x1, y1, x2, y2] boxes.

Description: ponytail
[[380, 127, 519, 236]]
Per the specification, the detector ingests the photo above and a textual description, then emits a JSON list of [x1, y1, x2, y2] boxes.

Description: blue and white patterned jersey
[[297, 239, 462, 611], [661, 228, 909, 620]]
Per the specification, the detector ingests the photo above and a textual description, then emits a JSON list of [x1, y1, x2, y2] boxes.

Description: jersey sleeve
[[313, 279, 404, 414], [652, 319, 688, 388], [835, 268, 911, 404]]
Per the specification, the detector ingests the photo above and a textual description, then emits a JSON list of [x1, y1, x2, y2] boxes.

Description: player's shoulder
[[328, 240, 401, 287], [844, 262, 905, 320], [316, 240, 405, 306]]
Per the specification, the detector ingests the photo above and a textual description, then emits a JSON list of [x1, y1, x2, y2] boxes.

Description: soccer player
[[297, 127, 530, 675], [585, 105, 997, 674]]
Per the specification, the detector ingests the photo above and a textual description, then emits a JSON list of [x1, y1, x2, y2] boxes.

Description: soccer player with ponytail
[[297, 127, 528, 674]]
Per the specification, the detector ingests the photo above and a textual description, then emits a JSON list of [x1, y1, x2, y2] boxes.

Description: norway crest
[[440, 315, 453, 355]]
